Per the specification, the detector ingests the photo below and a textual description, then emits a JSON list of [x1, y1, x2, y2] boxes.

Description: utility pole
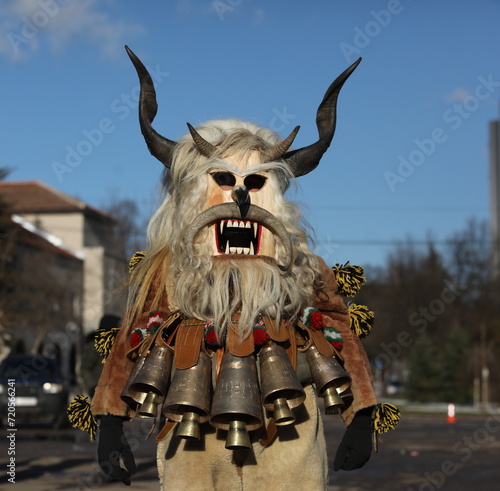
[[490, 105, 500, 278], [480, 321, 489, 409]]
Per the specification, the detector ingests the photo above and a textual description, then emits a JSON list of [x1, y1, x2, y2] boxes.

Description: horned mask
[[125, 46, 360, 273]]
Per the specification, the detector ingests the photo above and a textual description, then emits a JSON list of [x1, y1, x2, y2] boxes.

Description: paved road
[[326, 412, 500, 491], [2, 412, 499, 490]]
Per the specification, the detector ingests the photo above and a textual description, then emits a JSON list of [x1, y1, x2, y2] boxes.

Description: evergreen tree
[[405, 332, 441, 402], [438, 326, 471, 404]]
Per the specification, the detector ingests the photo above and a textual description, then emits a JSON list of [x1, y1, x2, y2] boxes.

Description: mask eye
[[211, 172, 236, 190], [243, 174, 267, 192]]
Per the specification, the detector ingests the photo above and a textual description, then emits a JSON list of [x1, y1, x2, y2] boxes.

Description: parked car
[[385, 380, 402, 396], [0, 354, 69, 428]]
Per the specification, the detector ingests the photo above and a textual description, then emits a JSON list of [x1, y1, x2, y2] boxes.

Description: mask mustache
[[184, 202, 293, 271]]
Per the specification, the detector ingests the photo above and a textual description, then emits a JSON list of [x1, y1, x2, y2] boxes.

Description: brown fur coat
[[91, 256, 376, 489]]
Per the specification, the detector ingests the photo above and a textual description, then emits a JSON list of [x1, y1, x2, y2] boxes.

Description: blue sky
[[1, 0, 499, 268]]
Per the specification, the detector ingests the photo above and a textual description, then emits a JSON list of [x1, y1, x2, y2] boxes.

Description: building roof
[[12, 214, 85, 261], [0, 181, 115, 223]]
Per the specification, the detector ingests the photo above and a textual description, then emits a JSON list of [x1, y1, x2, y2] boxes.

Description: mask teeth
[[228, 246, 254, 255], [221, 220, 259, 240], [217, 220, 259, 255]]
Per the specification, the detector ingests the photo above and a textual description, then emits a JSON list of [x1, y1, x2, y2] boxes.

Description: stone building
[[0, 180, 128, 381]]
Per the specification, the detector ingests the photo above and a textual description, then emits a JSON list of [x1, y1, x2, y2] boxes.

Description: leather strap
[[296, 319, 334, 356], [331, 344, 345, 363], [259, 418, 278, 446], [215, 347, 224, 382], [155, 420, 176, 442], [310, 327, 334, 356], [174, 321, 205, 369], [226, 313, 255, 357], [262, 316, 288, 342], [285, 322, 297, 370], [127, 311, 182, 359], [136, 331, 157, 357]]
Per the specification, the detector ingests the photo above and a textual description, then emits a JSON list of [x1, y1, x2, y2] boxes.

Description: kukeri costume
[[68, 46, 399, 489]]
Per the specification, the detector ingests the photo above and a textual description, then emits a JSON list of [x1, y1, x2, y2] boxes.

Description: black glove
[[333, 406, 373, 471], [97, 415, 136, 485]]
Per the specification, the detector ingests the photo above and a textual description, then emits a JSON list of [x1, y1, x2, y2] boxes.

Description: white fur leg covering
[[157, 385, 328, 491]]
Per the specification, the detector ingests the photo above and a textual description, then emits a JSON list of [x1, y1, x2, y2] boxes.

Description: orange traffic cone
[[446, 403, 457, 424]]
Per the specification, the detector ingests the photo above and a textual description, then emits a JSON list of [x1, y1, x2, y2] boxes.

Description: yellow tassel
[[129, 251, 146, 272], [95, 327, 120, 362], [332, 262, 365, 297], [67, 395, 97, 441], [348, 304, 374, 338], [373, 403, 401, 434], [372, 403, 400, 452]]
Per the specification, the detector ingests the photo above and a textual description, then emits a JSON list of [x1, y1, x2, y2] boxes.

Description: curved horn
[[186, 123, 217, 157], [125, 45, 176, 168], [261, 126, 300, 163], [283, 58, 361, 177]]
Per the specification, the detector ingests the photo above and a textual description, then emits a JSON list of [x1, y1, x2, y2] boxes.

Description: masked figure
[[79, 46, 399, 490]]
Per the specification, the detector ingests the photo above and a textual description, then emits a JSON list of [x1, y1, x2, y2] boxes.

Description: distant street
[[2, 411, 500, 490], [326, 412, 500, 491]]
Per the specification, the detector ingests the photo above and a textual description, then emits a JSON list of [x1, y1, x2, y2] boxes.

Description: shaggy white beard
[[171, 255, 313, 341]]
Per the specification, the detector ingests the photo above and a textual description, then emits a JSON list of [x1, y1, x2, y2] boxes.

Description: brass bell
[[210, 351, 263, 450], [120, 354, 147, 405], [322, 386, 344, 415], [176, 411, 201, 440], [272, 397, 295, 425], [340, 388, 354, 407], [128, 345, 174, 404], [136, 391, 162, 418], [259, 342, 305, 426], [225, 420, 251, 450], [305, 344, 351, 414], [162, 351, 212, 440]]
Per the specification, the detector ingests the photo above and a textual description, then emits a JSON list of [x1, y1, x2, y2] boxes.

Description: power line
[[308, 204, 487, 213], [315, 239, 490, 246]]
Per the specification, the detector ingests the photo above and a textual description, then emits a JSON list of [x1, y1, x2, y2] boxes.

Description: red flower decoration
[[253, 328, 270, 345], [330, 341, 343, 351], [310, 310, 324, 331], [148, 322, 161, 334], [204, 328, 218, 345], [130, 330, 144, 348]]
